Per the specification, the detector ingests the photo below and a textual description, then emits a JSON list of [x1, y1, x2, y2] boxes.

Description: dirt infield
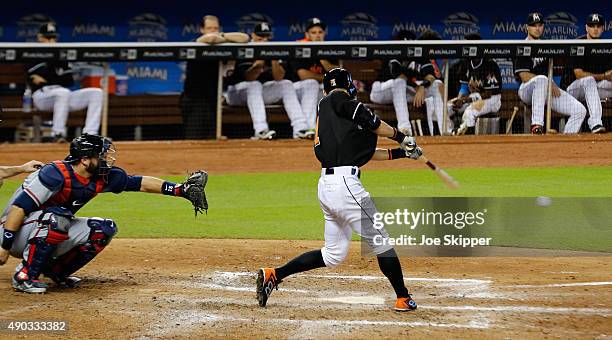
[[0, 135, 611, 339], [0, 240, 610, 339]]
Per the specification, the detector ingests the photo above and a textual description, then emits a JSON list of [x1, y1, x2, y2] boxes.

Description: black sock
[[377, 248, 409, 298], [275, 249, 326, 281]]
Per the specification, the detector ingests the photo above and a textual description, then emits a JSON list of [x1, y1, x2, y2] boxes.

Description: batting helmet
[[65, 134, 115, 178], [323, 68, 356, 97]]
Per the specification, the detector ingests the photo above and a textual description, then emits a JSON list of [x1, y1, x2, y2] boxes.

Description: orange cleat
[[256, 268, 280, 307], [394, 295, 418, 312]]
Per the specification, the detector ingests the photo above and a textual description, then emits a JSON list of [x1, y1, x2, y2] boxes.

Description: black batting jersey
[[315, 90, 381, 168], [376, 58, 438, 85], [561, 36, 612, 88], [27, 61, 75, 92], [227, 60, 286, 85], [514, 57, 548, 82], [459, 59, 502, 95]]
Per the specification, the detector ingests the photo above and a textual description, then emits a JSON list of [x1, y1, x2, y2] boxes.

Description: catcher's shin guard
[[45, 218, 117, 280], [16, 214, 69, 283]]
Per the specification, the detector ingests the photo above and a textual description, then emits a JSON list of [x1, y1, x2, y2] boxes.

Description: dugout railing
[[1, 40, 611, 141]]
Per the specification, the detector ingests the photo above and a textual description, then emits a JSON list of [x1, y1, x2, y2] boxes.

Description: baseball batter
[[28, 23, 102, 141], [0, 134, 208, 293], [514, 13, 586, 134], [449, 34, 502, 135], [225, 23, 312, 139], [257, 68, 421, 312], [562, 13, 610, 134]]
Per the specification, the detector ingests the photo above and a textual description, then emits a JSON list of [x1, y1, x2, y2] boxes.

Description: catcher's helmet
[[65, 134, 115, 178], [323, 68, 356, 97]]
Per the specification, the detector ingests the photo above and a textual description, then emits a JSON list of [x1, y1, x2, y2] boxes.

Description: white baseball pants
[[318, 166, 392, 267], [226, 80, 308, 135], [518, 75, 586, 133], [293, 79, 321, 130], [567, 76, 607, 129], [33, 85, 102, 137], [448, 94, 502, 127]]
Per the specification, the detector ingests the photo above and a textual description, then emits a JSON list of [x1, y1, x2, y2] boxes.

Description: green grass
[[1, 166, 610, 251]]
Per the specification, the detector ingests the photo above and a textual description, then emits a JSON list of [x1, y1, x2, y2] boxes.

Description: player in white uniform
[[563, 13, 610, 134], [256, 68, 422, 312], [225, 23, 313, 139], [514, 13, 586, 134], [28, 23, 102, 141]]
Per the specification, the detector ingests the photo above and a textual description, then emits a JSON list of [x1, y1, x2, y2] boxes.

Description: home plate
[[318, 296, 385, 305]]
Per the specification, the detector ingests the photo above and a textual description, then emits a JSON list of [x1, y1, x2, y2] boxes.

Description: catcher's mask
[[65, 134, 116, 181]]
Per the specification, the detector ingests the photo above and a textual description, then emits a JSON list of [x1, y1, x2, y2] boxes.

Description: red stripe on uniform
[[24, 188, 42, 206]]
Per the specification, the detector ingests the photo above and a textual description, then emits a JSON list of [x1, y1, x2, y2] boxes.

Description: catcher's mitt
[[180, 170, 209, 216]]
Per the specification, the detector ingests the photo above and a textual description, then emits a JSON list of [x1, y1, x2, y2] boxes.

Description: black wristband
[[161, 181, 181, 196], [390, 148, 407, 160], [390, 128, 406, 144], [1, 230, 16, 250]]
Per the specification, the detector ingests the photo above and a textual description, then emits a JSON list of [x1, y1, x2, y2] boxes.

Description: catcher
[[0, 134, 208, 293]]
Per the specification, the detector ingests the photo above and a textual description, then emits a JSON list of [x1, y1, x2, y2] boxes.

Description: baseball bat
[[419, 155, 460, 189], [505, 106, 519, 135]]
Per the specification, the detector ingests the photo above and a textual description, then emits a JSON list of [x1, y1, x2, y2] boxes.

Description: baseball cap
[[305, 17, 326, 31], [253, 22, 272, 37], [39, 22, 59, 37], [587, 13, 604, 26], [527, 12, 544, 26]]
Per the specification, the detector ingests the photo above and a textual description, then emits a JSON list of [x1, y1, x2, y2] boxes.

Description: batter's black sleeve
[[330, 91, 381, 130]]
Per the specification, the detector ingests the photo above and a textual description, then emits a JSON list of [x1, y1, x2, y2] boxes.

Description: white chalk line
[[214, 271, 492, 285], [513, 282, 612, 288]]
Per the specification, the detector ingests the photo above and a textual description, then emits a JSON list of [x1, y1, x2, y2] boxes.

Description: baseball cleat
[[294, 129, 315, 140], [531, 124, 544, 135], [453, 123, 468, 136], [394, 296, 418, 312], [256, 268, 280, 307], [591, 125, 607, 134], [45, 272, 82, 288], [252, 129, 276, 140], [12, 276, 48, 294]]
